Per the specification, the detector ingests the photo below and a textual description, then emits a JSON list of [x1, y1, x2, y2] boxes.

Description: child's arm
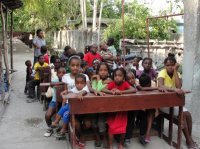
[[120, 86, 137, 94], [101, 86, 114, 94], [60, 90, 68, 106]]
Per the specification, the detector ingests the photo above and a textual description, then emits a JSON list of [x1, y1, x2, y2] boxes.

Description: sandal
[[77, 141, 86, 149], [44, 128, 53, 137], [95, 140, 102, 148]]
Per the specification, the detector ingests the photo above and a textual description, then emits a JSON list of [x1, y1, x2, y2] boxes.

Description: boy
[[27, 55, 48, 103]]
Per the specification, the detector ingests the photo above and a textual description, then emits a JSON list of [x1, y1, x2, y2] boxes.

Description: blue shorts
[[48, 101, 56, 109], [58, 104, 70, 124]]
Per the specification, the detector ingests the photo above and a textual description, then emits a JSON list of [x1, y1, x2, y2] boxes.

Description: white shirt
[[33, 37, 46, 57], [62, 73, 89, 92], [71, 85, 90, 93]]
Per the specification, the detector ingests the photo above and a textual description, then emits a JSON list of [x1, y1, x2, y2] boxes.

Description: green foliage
[[102, 1, 177, 48]]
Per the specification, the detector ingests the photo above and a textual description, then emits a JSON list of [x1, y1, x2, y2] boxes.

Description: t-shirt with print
[[62, 73, 89, 92], [157, 69, 181, 88], [136, 69, 157, 80], [71, 85, 90, 93], [107, 81, 130, 91], [33, 37, 46, 57]]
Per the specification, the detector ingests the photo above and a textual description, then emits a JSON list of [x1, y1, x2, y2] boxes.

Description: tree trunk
[[83, 0, 87, 29], [0, 3, 10, 83], [92, 0, 98, 32], [80, 0, 87, 29], [10, 11, 13, 70], [97, 1, 103, 49]]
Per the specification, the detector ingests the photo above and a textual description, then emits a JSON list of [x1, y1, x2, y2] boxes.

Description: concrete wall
[[183, 0, 200, 140], [53, 30, 98, 51]]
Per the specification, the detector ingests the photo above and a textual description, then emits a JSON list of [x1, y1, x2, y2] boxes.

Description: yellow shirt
[[157, 69, 180, 88], [34, 62, 48, 80]]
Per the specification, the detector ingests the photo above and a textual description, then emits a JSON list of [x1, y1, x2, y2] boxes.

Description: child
[[92, 58, 101, 73], [91, 62, 112, 148], [158, 55, 199, 149], [51, 74, 89, 139], [138, 74, 157, 144], [41, 46, 50, 64], [60, 55, 94, 147], [136, 57, 157, 80], [27, 55, 48, 102], [44, 67, 66, 137], [24, 60, 33, 94], [102, 68, 136, 149]]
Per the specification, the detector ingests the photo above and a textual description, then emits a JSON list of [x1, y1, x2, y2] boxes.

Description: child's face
[[93, 61, 100, 70], [90, 45, 98, 54], [165, 60, 175, 75], [70, 59, 80, 75], [133, 58, 138, 66], [127, 72, 135, 86], [99, 65, 108, 80], [57, 70, 65, 79], [54, 58, 61, 70], [114, 70, 124, 85], [38, 56, 45, 64], [143, 59, 152, 71], [75, 78, 86, 91], [27, 61, 32, 67]]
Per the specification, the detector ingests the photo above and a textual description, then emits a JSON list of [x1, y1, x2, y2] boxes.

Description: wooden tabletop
[[65, 91, 185, 114]]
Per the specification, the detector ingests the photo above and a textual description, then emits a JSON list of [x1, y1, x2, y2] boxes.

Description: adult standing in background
[[33, 29, 46, 67], [107, 38, 117, 57]]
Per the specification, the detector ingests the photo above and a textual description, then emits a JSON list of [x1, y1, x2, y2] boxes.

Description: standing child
[[91, 62, 112, 148], [41, 46, 50, 64], [102, 68, 136, 149], [24, 60, 33, 94], [44, 67, 66, 137], [136, 57, 157, 80]]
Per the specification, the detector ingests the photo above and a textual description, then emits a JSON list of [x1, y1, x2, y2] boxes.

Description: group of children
[[24, 41, 199, 149]]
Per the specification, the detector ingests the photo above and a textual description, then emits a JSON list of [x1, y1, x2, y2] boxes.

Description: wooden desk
[[65, 91, 184, 149]]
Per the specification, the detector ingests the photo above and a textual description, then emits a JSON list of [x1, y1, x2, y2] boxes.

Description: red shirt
[[107, 81, 130, 91], [44, 53, 50, 64], [83, 52, 102, 66]]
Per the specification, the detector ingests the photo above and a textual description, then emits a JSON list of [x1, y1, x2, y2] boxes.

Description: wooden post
[[0, 3, 9, 83], [5, 7, 8, 36], [10, 11, 13, 70]]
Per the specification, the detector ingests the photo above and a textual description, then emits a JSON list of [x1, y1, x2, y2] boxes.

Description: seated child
[[102, 68, 136, 149], [24, 60, 33, 94], [27, 55, 48, 102], [44, 67, 66, 137], [51, 74, 89, 142]]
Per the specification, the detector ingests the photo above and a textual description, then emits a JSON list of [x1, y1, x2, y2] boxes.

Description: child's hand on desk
[[158, 87, 168, 92], [111, 89, 122, 95], [174, 88, 185, 95], [76, 93, 84, 101], [94, 90, 105, 96]]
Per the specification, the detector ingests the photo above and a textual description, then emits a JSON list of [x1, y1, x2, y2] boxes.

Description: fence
[[52, 30, 98, 52]]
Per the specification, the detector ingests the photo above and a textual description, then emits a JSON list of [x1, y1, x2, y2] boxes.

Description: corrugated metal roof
[[0, 0, 23, 10]]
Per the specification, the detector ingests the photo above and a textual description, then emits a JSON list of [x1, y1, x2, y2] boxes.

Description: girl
[[102, 68, 136, 149], [91, 62, 112, 148], [60, 55, 94, 147], [158, 55, 199, 149], [44, 67, 66, 137], [136, 57, 157, 80]]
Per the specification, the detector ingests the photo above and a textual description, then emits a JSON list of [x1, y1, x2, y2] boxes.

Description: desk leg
[[177, 106, 183, 149], [169, 107, 174, 145], [72, 114, 76, 149]]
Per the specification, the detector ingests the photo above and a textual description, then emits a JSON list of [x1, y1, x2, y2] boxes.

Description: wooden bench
[[65, 91, 184, 149]]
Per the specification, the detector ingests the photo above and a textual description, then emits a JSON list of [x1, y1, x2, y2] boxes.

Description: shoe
[[26, 98, 37, 103], [145, 135, 151, 143], [124, 139, 131, 148], [27, 95, 35, 99], [139, 136, 147, 145], [44, 128, 53, 137]]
